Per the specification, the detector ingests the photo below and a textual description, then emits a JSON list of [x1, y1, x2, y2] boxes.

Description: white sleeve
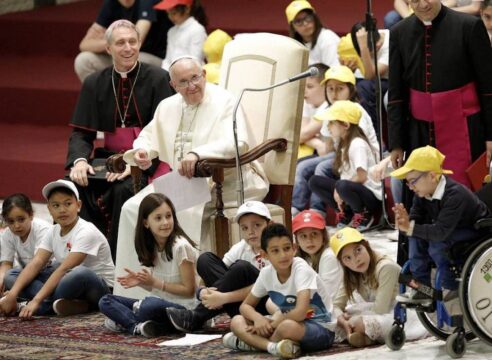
[[294, 262, 318, 292], [124, 106, 161, 165], [357, 106, 379, 153], [377, 30, 389, 66], [318, 250, 343, 301], [222, 241, 243, 268], [251, 268, 269, 298], [349, 138, 370, 171], [187, 26, 207, 62], [174, 240, 198, 266], [70, 227, 101, 256], [0, 231, 15, 263], [36, 227, 55, 254], [319, 30, 340, 67]]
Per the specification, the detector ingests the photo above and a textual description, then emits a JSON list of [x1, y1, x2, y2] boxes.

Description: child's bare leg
[[270, 319, 306, 343], [230, 315, 271, 351], [350, 317, 366, 335]]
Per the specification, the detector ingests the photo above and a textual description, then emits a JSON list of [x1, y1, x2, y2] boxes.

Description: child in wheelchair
[[390, 146, 490, 307]]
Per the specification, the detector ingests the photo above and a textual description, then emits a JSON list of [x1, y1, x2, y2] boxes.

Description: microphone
[[232, 66, 319, 206], [288, 67, 320, 83]]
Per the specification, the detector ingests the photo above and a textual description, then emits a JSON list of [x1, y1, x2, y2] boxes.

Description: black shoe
[[351, 209, 374, 231], [134, 320, 162, 338], [166, 308, 203, 332]]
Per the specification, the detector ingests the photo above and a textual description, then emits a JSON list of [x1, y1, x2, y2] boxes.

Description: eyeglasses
[[292, 14, 314, 27], [406, 172, 427, 188], [175, 74, 203, 89]]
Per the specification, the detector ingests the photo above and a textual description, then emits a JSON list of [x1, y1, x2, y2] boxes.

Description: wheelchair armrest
[[474, 218, 492, 230]]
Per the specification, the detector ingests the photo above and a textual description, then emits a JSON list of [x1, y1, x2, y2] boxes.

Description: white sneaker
[[104, 318, 125, 333], [275, 339, 301, 359], [388, 230, 399, 242], [16, 301, 28, 313], [222, 332, 256, 351]]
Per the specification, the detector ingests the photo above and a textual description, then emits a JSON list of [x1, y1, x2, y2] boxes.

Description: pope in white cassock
[[115, 56, 269, 297]]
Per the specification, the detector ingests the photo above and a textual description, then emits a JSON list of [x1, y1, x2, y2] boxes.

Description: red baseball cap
[[154, 0, 192, 11], [292, 210, 326, 233]]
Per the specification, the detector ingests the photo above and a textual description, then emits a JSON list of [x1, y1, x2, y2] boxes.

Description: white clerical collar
[[422, 20, 432, 26], [114, 61, 138, 79], [425, 175, 446, 201]]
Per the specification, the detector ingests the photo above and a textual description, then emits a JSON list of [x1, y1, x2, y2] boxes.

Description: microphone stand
[[365, 0, 394, 231], [232, 79, 293, 207]]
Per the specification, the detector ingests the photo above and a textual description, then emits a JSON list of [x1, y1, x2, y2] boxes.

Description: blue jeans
[[5, 263, 110, 315], [99, 294, 186, 334], [384, 10, 403, 29], [292, 153, 335, 213], [409, 228, 482, 290], [300, 319, 335, 352]]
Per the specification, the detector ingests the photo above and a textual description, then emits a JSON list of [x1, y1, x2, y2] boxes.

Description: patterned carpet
[[0, 312, 368, 359]]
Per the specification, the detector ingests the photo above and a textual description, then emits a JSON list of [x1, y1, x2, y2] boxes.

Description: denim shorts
[[299, 319, 335, 353]]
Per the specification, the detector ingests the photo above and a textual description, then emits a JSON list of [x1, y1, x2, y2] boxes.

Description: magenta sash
[[105, 127, 171, 183], [409, 82, 481, 187], [105, 127, 142, 153]]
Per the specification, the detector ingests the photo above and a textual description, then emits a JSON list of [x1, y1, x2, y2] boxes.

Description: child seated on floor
[[292, 210, 342, 301], [224, 223, 335, 359], [391, 146, 490, 305], [1, 193, 52, 295], [329, 227, 426, 347], [166, 200, 272, 332], [99, 193, 199, 337], [0, 180, 114, 318]]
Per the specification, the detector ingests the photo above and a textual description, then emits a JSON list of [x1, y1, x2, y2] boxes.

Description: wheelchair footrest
[[398, 273, 442, 301]]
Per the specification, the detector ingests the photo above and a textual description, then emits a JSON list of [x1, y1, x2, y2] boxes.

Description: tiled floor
[[2, 200, 491, 359]]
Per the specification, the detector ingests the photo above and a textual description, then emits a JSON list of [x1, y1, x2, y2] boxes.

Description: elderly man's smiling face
[[170, 59, 207, 106]]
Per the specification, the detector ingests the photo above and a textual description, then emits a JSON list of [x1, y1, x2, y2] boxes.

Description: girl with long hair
[[99, 193, 199, 337]]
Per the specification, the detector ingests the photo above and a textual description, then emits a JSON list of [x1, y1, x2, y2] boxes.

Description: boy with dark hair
[[166, 201, 272, 331], [224, 223, 335, 359], [391, 146, 490, 304], [0, 180, 114, 318]]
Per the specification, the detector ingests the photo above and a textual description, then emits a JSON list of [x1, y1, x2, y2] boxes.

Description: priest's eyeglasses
[[175, 74, 203, 89]]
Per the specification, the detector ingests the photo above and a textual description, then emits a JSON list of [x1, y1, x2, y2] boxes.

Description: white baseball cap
[[42, 179, 80, 201], [234, 201, 271, 222]]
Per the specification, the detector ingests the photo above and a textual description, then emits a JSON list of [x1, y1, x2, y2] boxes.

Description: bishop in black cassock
[[66, 61, 173, 260]]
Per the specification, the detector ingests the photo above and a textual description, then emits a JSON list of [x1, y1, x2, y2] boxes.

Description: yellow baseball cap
[[337, 34, 365, 77], [330, 227, 364, 257], [390, 146, 454, 179], [203, 29, 232, 64], [314, 100, 361, 125], [203, 63, 220, 84], [285, 0, 314, 23], [320, 65, 356, 86]]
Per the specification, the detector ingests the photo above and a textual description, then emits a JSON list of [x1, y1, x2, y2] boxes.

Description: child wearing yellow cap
[[391, 146, 490, 305], [285, 1, 340, 66], [309, 100, 381, 231], [329, 227, 426, 347]]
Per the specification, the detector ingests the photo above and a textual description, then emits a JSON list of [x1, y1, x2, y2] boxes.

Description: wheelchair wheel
[[459, 237, 492, 346], [385, 324, 406, 351], [445, 332, 466, 359], [416, 311, 475, 341]]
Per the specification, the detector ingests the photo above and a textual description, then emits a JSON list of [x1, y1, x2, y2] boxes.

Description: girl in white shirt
[[285, 1, 340, 67], [292, 210, 342, 302], [99, 193, 199, 337], [310, 100, 381, 231], [0, 193, 51, 294], [156, 0, 208, 70]]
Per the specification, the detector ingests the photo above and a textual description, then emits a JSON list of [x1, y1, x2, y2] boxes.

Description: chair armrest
[[106, 154, 126, 173], [195, 138, 287, 177]]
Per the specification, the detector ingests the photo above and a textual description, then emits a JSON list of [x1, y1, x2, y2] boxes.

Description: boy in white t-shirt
[[0, 180, 115, 318], [167, 200, 272, 332], [224, 223, 335, 359]]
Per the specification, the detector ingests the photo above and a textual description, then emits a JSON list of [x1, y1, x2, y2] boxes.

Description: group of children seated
[[2, 140, 490, 358]]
